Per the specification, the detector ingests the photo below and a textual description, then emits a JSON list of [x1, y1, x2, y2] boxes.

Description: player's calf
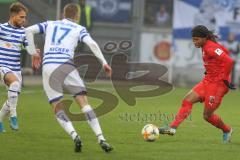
[[8, 81, 21, 130], [0, 101, 10, 123]]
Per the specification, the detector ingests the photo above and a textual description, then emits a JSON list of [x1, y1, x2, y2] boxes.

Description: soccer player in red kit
[[159, 25, 235, 143]]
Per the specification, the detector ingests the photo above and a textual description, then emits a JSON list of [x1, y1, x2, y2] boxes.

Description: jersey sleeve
[[205, 44, 233, 80], [25, 23, 46, 55], [205, 45, 226, 58], [22, 35, 28, 48], [78, 27, 90, 42], [83, 36, 107, 65], [37, 21, 48, 34]]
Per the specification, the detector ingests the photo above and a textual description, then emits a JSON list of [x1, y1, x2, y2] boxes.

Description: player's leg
[[203, 105, 232, 143], [74, 95, 105, 142], [74, 95, 113, 152], [0, 69, 21, 131], [0, 101, 9, 132], [0, 68, 10, 132], [6, 74, 21, 130], [203, 102, 231, 132], [63, 67, 113, 152], [203, 84, 232, 143], [0, 68, 11, 132], [42, 65, 81, 152], [170, 90, 201, 128], [51, 100, 82, 152], [159, 82, 204, 135]]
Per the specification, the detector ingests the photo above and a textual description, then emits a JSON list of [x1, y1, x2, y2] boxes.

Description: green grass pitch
[[0, 84, 239, 160]]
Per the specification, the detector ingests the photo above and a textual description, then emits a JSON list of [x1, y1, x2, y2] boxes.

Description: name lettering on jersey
[[215, 48, 223, 56], [49, 47, 70, 53], [53, 21, 77, 28]]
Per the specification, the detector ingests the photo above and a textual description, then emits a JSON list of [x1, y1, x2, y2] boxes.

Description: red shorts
[[193, 81, 228, 110]]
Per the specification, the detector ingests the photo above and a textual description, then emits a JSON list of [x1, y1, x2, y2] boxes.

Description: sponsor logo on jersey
[[209, 96, 215, 105], [215, 48, 223, 56], [5, 42, 12, 48]]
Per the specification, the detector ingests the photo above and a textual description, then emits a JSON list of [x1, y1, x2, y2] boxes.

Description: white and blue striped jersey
[[0, 23, 28, 71], [35, 19, 90, 66]]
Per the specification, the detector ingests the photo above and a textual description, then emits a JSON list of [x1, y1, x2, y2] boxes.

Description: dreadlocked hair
[[191, 25, 219, 42], [206, 30, 218, 42]]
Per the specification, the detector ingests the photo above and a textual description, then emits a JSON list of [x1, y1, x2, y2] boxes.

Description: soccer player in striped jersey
[[0, 2, 41, 132], [25, 3, 113, 153]]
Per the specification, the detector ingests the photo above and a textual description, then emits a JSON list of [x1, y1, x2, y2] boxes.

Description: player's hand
[[103, 64, 112, 77], [223, 80, 236, 90], [32, 49, 41, 70]]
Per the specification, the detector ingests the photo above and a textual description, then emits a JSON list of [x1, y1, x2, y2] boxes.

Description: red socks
[[205, 114, 231, 133], [170, 100, 192, 128]]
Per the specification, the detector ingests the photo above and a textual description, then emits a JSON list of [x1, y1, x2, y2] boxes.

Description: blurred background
[[1, 0, 240, 87]]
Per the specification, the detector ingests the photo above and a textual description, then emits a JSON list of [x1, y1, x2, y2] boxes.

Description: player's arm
[[221, 54, 234, 80], [25, 25, 40, 55], [211, 48, 234, 80], [25, 24, 44, 69], [83, 36, 112, 76], [25, 22, 47, 54], [221, 54, 235, 89], [208, 47, 235, 89]]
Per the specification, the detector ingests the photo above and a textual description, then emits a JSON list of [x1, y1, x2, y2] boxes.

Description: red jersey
[[202, 40, 233, 83]]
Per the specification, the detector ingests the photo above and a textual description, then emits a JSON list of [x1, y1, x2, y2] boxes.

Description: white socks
[[82, 105, 105, 142], [8, 81, 21, 117], [56, 110, 78, 140], [8, 90, 18, 117], [0, 101, 10, 122], [55, 105, 106, 143], [0, 81, 20, 121]]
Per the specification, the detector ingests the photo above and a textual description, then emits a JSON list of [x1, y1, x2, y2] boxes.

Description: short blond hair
[[63, 3, 79, 19]]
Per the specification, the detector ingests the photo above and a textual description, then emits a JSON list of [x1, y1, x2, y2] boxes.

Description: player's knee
[[52, 99, 73, 114], [203, 113, 211, 121], [9, 81, 21, 93], [52, 101, 63, 113], [75, 95, 88, 108]]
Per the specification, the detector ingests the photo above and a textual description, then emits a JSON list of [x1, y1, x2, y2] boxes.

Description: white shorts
[[42, 64, 87, 103], [0, 66, 22, 89]]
